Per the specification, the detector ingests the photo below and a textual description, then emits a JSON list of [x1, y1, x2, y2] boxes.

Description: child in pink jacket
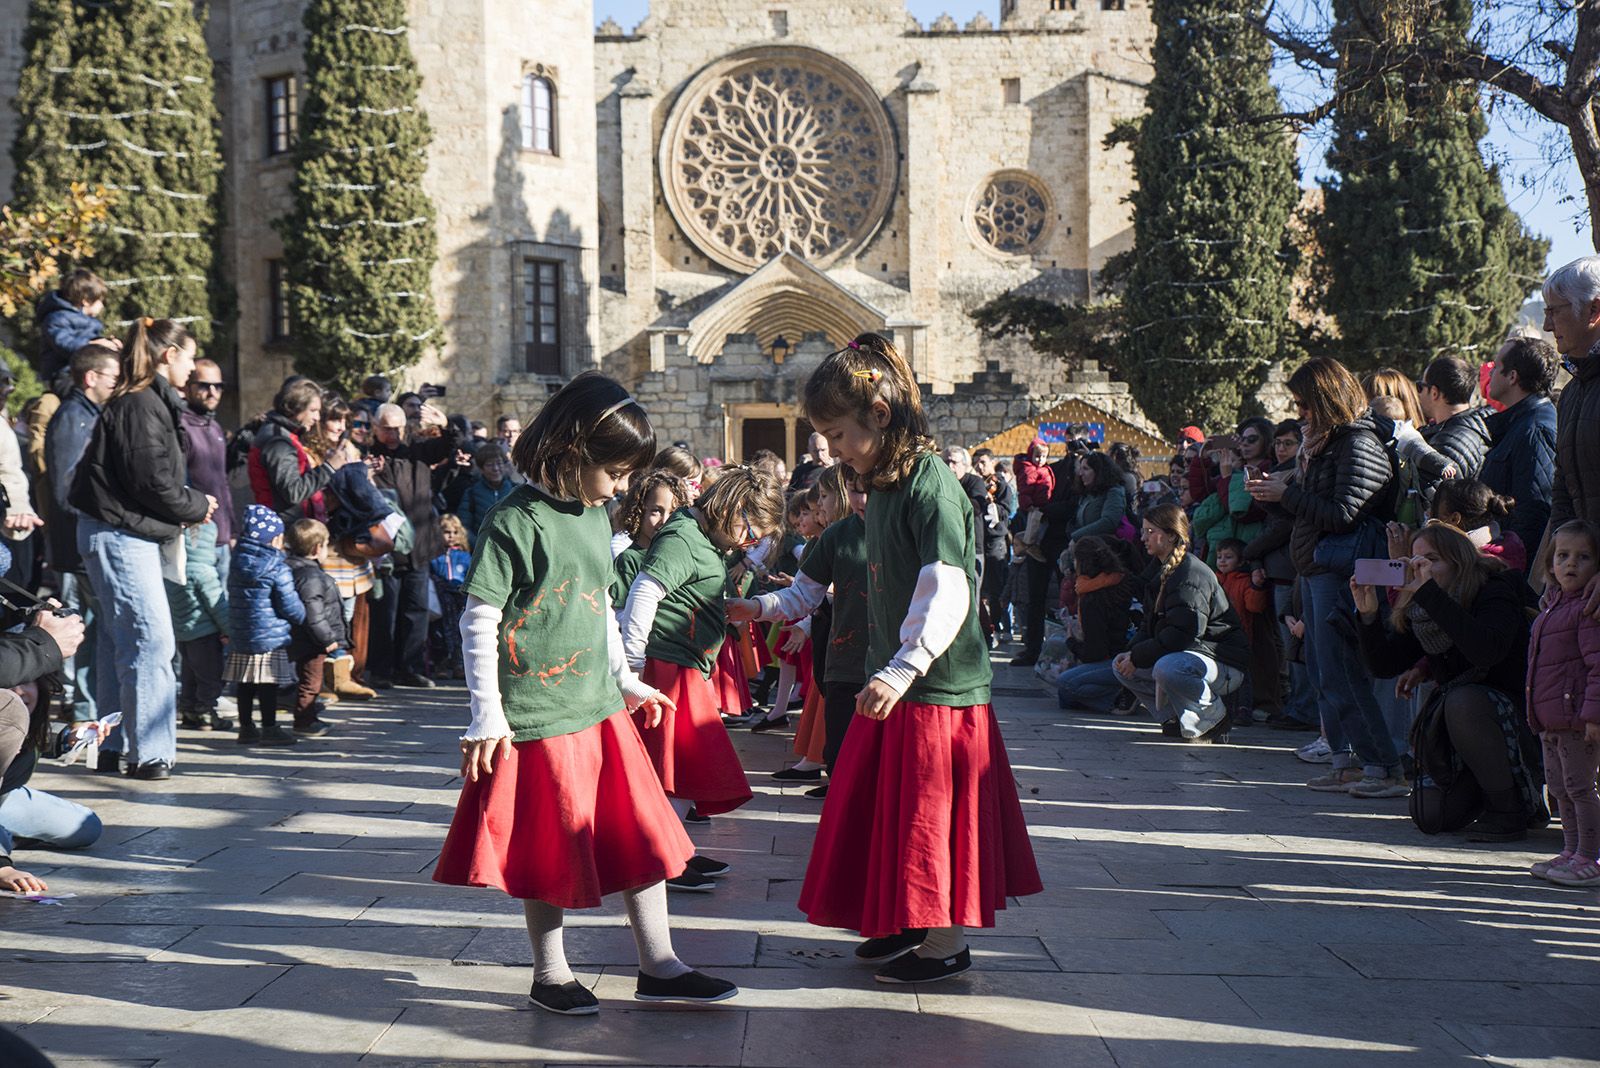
[[1525, 520, 1600, 887]]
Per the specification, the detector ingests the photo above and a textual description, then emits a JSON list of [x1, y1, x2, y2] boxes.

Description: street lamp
[[771, 334, 790, 365]]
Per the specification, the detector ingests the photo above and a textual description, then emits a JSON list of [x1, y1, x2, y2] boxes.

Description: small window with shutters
[[522, 258, 561, 375]]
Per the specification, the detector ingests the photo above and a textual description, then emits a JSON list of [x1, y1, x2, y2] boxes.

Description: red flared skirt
[[636, 659, 753, 816], [432, 711, 692, 908], [797, 702, 1043, 937], [793, 683, 827, 763], [712, 636, 753, 714]]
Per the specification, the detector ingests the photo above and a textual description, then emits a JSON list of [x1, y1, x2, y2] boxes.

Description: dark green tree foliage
[[1118, 0, 1299, 435], [9, 0, 223, 346], [277, 0, 439, 393], [1315, 0, 1547, 376]]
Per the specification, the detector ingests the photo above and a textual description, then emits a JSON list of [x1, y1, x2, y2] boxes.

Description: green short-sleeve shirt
[[461, 485, 622, 742], [865, 452, 992, 706], [799, 512, 869, 686], [611, 543, 645, 611], [640, 509, 729, 674]]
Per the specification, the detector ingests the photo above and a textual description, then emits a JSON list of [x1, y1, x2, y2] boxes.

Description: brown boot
[[332, 657, 376, 700]]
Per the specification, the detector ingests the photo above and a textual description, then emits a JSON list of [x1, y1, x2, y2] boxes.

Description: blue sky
[[595, 0, 1591, 273]]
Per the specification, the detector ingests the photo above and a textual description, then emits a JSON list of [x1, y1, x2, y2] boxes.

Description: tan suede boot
[[332, 657, 376, 700]]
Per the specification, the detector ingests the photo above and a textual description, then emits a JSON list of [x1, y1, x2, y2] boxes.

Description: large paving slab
[[3, 656, 1598, 1065]]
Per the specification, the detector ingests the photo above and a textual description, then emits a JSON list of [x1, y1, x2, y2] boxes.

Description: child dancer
[[1526, 520, 1600, 887], [778, 475, 847, 784], [226, 505, 306, 746], [610, 470, 692, 610], [749, 492, 817, 733], [619, 466, 783, 890], [434, 372, 737, 1014], [730, 333, 1042, 984]]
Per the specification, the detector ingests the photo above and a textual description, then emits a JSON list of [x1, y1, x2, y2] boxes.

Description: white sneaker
[[1296, 737, 1333, 764]]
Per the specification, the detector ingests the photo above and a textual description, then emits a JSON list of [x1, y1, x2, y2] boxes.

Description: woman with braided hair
[[1113, 504, 1250, 741]]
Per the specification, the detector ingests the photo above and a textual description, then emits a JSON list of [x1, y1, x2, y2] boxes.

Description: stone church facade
[[0, 0, 1156, 461]]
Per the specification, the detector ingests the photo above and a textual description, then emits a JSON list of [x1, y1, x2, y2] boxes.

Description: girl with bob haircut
[[619, 464, 785, 889], [729, 332, 1041, 985], [434, 371, 740, 1015]]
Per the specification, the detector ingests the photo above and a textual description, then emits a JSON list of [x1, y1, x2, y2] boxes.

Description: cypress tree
[[10, 0, 224, 345], [1315, 0, 1547, 376], [1117, 0, 1300, 435], [276, 0, 439, 393]]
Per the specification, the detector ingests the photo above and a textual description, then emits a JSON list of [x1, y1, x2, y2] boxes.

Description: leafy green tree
[[9, 0, 224, 346], [1314, 0, 1547, 375], [276, 0, 439, 393], [1116, 0, 1300, 434]]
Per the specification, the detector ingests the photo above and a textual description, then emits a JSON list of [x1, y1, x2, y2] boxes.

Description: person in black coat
[[1113, 505, 1249, 740], [249, 378, 348, 523], [285, 519, 346, 734], [1249, 358, 1403, 793], [1056, 536, 1137, 713], [1419, 356, 1492, 487], [1352, 522, 1540, 838], [1015, 445, 1082, 665], [369, 400, 462, 688], [68, 318, 216, 781]]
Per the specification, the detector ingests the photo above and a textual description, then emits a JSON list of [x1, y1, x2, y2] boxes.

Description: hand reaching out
[[459, 736, 512, 782], [725, 598, 759, 623], [633, 690, 676, 729]]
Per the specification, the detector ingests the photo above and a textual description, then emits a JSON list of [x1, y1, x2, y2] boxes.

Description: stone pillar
[[618, 74, 656, 312], [902, 74, 941, 386]]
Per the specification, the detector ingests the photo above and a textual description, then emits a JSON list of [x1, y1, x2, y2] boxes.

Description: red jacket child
[[1218, 566, 1270, 640], [1014, 439, 1056, 512]]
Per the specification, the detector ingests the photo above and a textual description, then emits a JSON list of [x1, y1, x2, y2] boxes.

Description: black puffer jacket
[[69, 378, 210, 541], [250, 411, 333, 522], [1128, 552, 1249, 671], [1281, 415, 1396, 576], [287, 555, 345, 662], [1550, 348, 1600, 530], [1070, 574, 1136, 664], [1422, 406, 1492, 483]]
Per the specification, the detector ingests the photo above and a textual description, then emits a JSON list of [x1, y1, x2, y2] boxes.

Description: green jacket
[[165, 521, 229, 642]]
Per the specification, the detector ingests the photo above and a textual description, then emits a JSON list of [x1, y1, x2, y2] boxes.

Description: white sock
[[668, 796, 694, 823], [914, 925, 967, 960], [790, 758, 824, 772], [624, 880, 693, 979], [770, 664, 797, 716], [523, 899, 574, 986]]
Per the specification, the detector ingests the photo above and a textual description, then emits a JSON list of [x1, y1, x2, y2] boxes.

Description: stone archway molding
[[683, 251, 888, 364]]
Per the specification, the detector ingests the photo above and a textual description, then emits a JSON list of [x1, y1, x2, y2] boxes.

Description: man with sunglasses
[[181, 360, 235, 581]]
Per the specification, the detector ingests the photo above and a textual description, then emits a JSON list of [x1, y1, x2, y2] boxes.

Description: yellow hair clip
[[852, 368, 883, 384], [141, 316, 154, 328]]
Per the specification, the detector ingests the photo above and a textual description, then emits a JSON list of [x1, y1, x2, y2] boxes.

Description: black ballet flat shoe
[[750, 712, 789, 733], [874, 947, 972, 985], [683, 806, 710, 824], [855, 928, 927, 963], [804, 784, 829, 799], [666, 869, 716, 893], [686, 854, 731, 877], [634, 970, 738, 1004], [528, 979, 599, 1016], [771, 765, 823, 781]]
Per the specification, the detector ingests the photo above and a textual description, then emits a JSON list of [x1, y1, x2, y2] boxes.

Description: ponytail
[[801, 332, 934, 492], [115, 317, 192, 398]]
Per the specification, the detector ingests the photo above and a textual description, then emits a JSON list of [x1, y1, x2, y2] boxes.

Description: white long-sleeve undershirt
[[459, 590, 660, 742], [620, 572, 670, 672], [752, 562, 970, 698]]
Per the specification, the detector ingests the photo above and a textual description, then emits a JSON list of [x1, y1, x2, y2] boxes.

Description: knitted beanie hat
[[241, 504, 285, 545]]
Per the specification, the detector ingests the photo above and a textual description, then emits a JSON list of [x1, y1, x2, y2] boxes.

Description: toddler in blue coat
[[226, 505, 306, 746]]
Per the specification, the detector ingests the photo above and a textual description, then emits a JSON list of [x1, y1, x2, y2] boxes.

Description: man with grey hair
[[1541, 256, 1600, 599], [942, 445, 989, 576]]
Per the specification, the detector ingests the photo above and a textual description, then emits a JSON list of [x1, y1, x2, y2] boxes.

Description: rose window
[[660, 48, 898, 272], [971, 172, 1053, 255]]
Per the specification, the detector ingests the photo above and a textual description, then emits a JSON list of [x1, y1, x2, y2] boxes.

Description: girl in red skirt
[[608, 469, 692, 611], [729, 333, 1043, 985], [777, 476, 846, 787], [434, 372, 737, 1015], [619, 466, 785, 891]]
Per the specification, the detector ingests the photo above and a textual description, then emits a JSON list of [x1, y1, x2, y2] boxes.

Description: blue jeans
[[1302, 570, 1401, 777], [79, 518, 178, 767], [1274, 581, 1316, 725], [1057, 660, 1123, 712], [57, 571, 98, 722], [0, 786, 103, 856], [1118, 651, 1245, 738]]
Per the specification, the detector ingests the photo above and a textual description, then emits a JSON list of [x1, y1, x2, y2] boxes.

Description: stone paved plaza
[[3, 661, 1599, 1067]]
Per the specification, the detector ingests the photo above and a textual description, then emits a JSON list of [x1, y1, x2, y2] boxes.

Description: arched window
[[520, 74, 556, 154]]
